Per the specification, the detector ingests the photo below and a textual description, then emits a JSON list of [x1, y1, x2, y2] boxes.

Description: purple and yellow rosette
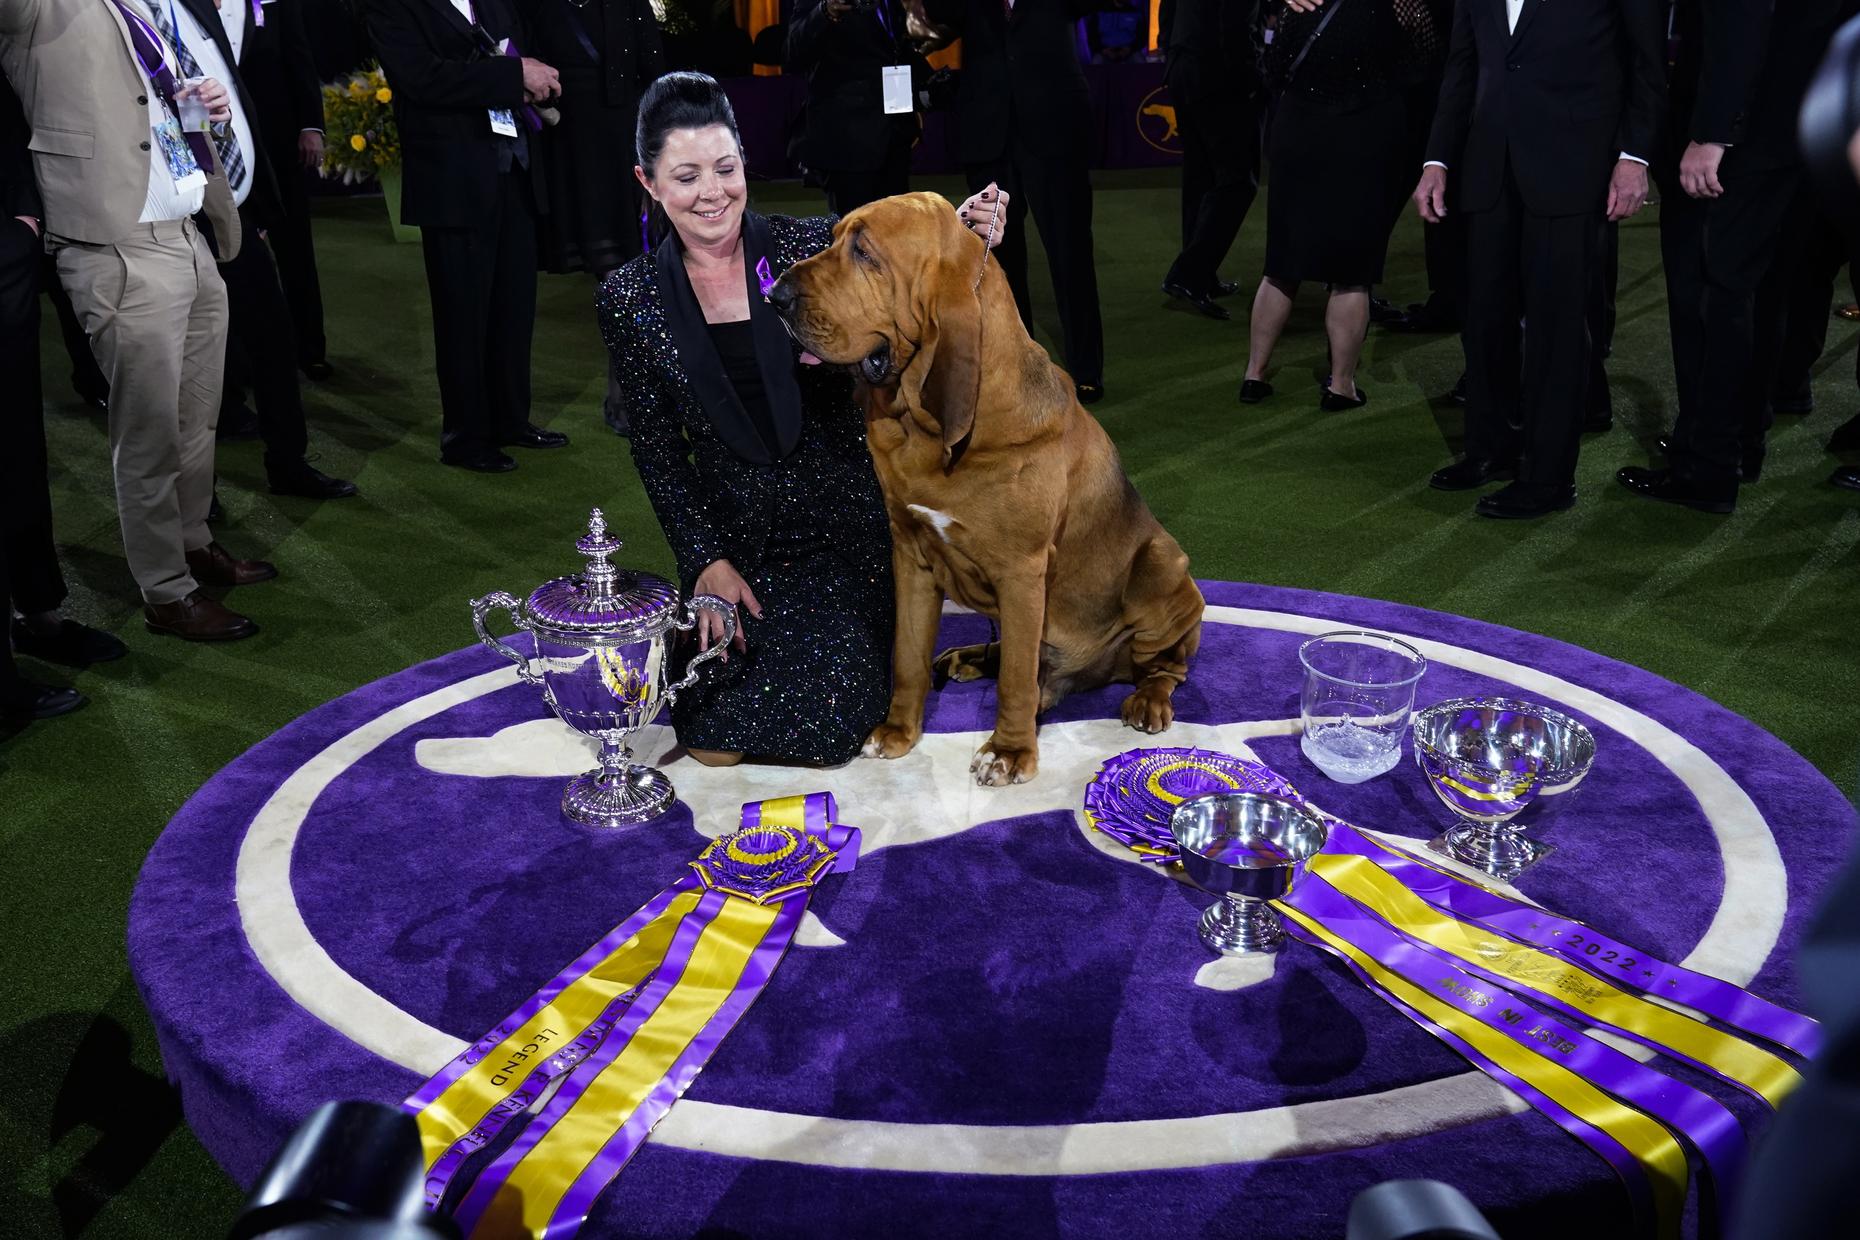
[[405, 793, 857, 1238], [1083, 747, 1302, 861]]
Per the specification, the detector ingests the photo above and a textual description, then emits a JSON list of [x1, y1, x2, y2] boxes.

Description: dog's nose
[[767, 277, 798, 316]]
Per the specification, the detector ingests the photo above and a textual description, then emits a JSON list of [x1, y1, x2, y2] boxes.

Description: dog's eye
[[851, 238, 876, 268]]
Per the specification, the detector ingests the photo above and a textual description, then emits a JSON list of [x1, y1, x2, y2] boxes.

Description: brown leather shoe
[[185, 541, 278, 587], [144, 592, 260, 641]]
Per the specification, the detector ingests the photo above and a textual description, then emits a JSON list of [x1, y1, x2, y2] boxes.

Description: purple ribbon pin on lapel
[[755, 257, 775, 301]]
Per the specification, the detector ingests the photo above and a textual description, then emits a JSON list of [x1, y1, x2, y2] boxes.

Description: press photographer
[[784, 0, 927, 215]]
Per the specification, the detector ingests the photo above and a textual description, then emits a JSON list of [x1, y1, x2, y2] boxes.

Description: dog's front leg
[[972, 568, 1046, 786], [863, 543, 943, 759]]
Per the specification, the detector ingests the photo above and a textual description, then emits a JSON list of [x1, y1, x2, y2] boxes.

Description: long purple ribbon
[[1323, 822, 1820, 1058], [1277, 909, 1663, 1235], [449, 888, 728, 1234], [108, 0, 215, 171], [1286, 872, 1747, 1221]]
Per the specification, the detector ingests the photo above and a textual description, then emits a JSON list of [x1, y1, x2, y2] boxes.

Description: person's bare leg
[[1325, 286, 1371, 397], [1245, 277, 1298, 381], [686, 748, 745, 767]]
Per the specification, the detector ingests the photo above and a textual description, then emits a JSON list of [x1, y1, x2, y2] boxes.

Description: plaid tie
[[146, 0, 247, 191]]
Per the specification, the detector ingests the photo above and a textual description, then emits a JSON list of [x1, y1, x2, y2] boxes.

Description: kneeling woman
[[599, 72, 1005, 767]]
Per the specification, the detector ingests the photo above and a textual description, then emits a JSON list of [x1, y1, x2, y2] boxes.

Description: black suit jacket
[[364, 0, 546, 228], [785, 0, 920, 172], [1426, 0, 1665, 216], [233, 0, 324, 162], [1160, 0, 1261, 99], [923, 0, 1104, 165], [175, 0, 286, 225], [1, 79, 41, 329], [1670, 0, 1850, 174]]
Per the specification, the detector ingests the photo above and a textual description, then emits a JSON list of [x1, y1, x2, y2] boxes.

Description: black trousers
[[2, 220, 68, 688], [265, 150, 328, 365], [1771, 196, 1859, 400], [1587, 221, 1619, 412], [966, 130, 1105, 387], [1164, 81, 1262, 294], [420, 170, 539, 460], [823, 138, 912, 217], [1462, 167, 1598, 489], [219, 205, 310, 472], [1660, 165, 1800, 486]]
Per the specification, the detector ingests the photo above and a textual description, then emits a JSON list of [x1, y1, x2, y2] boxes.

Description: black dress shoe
[[1388, 300, 1461, 334], [269, 462, 359, 499], [1615, 465, 1735, 513], [216, 404, 261, 442], [1429, 457, 1517, 491], [1832, 466, 1860, 492], [1162, 281, 1230, 320], [1771, 380, 1813, 414], [1583, 407, 1614, 433], [1075, 382, 1104, 405], [1449, 373, 1468, 405], [1653, 437, 1763, 482], [1476, 481, 1577, 519], [1238, 378, 1273, 404], [301, 359, 334, 382], [11, 618, 128, 667], [1319, 385, 1368, 411], [444, 448, 518, 473], [1368, 295, 1405, 325], [1212, 279, 1240, 298], [2, 679, 87, 720], [1828, 415, 1860, 452], [499, 423, 570, 449]]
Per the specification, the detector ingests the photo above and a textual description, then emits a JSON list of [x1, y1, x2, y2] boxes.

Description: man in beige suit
[[0, 0, 275, 640]]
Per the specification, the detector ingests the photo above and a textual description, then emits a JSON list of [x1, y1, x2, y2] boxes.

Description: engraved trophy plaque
[[470, 509, 735, 828]]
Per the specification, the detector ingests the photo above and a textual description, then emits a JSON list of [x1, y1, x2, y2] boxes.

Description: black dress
[[526, 0, 665, 275], [1262, 0, 1444, 286], [597, 212, 895, 765]]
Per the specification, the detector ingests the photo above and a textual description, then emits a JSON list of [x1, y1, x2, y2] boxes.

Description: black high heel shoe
[[1238, 378, 1274, 404], [1319, 385, 1369, 411]]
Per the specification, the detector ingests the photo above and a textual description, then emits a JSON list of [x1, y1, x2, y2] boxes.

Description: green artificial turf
[[1, 170, 1856, 1237]]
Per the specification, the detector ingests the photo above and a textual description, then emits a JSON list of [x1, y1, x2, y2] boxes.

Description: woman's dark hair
[[635, 71, 743, 180]]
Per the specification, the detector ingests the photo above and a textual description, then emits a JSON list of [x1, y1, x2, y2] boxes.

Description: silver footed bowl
[[1170, 792, 1330, 956], [1411, 696, 1596, 881]]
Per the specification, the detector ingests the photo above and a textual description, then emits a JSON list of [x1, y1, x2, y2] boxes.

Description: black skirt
[[1263, 89, 1413, 287]]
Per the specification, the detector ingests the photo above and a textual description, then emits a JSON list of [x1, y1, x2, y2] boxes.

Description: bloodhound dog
[[773, 193, 1203, 786]]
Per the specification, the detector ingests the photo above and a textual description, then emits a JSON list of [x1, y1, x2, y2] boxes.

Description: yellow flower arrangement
[[321, 64, 401, 184]]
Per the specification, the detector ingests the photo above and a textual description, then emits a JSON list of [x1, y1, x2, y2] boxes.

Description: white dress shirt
[[221, 0, 248, 61], [124, 0, 207, 222]]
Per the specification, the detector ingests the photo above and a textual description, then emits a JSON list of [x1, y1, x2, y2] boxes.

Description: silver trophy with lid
[[470, 509, 735, 828]]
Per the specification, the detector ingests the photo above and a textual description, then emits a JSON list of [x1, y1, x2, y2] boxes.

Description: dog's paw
[[1120, 684, 1176, 734], [862, 723, 921, 759], [933, 642, 996, 685], [970, 737, 1039, 786]]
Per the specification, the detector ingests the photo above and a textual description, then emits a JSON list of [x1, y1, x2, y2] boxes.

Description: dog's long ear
[[900, 219, 984, 470]]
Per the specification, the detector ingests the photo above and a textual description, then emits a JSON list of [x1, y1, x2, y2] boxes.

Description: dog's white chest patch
[[907, 504, 960, 545]]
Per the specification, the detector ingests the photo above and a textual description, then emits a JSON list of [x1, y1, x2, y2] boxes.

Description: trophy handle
[[470, 591, 544, 687], [663, 594, 737, 705]]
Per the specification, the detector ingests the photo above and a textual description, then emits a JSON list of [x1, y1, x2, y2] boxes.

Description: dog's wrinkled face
[[773, 193, 985, 463]]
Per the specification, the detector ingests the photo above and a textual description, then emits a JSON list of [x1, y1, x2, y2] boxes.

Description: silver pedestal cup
[[1170, 792, 1330, 955], [1412, 697, 1597, 881], [469, 508, 738, 829]]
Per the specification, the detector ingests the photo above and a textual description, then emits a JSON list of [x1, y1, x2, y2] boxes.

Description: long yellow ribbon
[[474, 895, 781, 1236], [414, 890, 706, 1170], [1279, 903, 1688, 1240], [1308, 852, 1801, 1107]]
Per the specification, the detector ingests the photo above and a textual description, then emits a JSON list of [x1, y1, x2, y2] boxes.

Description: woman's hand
[[957, 183, 1009, 249], [693, 559, 762, 661]]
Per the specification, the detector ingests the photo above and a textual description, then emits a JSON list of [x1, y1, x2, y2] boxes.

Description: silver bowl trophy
[[470, 509, 736, 828], [1411, 697, 1597, 880], [1170, 792, 1330, 955]]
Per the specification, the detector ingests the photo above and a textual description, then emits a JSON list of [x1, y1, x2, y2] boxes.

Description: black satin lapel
[[743, 213, 805, 459], [654, 231, 777, 465]]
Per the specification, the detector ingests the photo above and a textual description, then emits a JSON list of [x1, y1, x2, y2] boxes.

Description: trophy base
[[1199, 896, 1285, 956], [562, 763, 676, 829], [1431, 823, 1553, 882]]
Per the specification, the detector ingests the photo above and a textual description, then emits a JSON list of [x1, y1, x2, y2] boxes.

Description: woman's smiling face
[[639, 125, 747, 250]]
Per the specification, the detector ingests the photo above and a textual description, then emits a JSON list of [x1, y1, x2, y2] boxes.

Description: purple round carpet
[[128, 582, 1855, 1239]]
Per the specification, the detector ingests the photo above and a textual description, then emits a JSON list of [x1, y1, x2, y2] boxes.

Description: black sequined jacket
[[596, 211, 893, 593]]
